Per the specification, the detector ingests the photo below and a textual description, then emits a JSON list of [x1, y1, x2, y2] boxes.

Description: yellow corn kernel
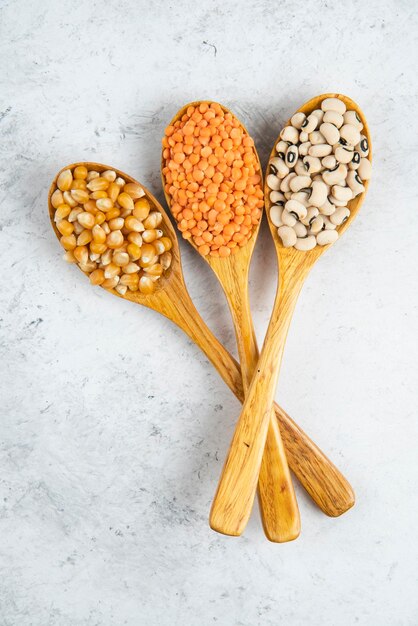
[[54, 203, 71, 221], [142, 229, 159, 243], [125, 216, 144, 232], [106, 230, 124, 249], [107, 217, 123, 231], [63, 250, 76, 263], [138, 243, 156, 266], [127, 242, 142, 260], [113, 251, 130, 267], [95, 211, 106, 225], [160, 251, 172, 270], [96, 198, 113, 212], [77, 212, 95, 229], [77, 230, 92, 246], [84, 200, 98, 214], [144, 211, 163, 229], [74, 165, 88, 180], [100, 249, 113, 265], [89, 269, 105, 285], [71, 179, 87, 190], [73, 245, 89, 265], [127, 232, 143, 247], [104, 263, 121, 279], [57, 169, 73, 192], [90, 241, 107, 255], [107, 182, 121, 203], [73, 222, 84, 235], [117, 192, 134, 211], [79, 260, 97, 273], [105, 207, 121, 221], [133, 197, 150, 220], [90, 190, 108, 200], [51, 189, 64, 208], [86, 170, 100, 182], [159, 236, 172, 251], [60, 234, 76, 250], [102, 170, 117, 182], [124, 262, 140, 274], [87, 177, 109, 192], [102, 276, 119, 289], [115, 284, 128, 296], [120, 273, 139, 290], [92, 224, 106, 243], [153, 240, 165, 255], [124, 183, 145, 200], [71, 189, 90, 204], [63, 191, 78, 207], [139, 276, 156, 295], [57, 220, 74, 236], [144, 263, 163, 277]]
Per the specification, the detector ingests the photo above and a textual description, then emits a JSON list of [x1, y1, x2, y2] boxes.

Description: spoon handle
[[217, 263, 299, 541], [209, 273, 304, 537], [157, 278, 354, 519]]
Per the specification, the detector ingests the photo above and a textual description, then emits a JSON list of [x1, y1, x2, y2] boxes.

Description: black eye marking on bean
[[355, 174, 363, 184], [339, 138, 348, 146], [270, 164, 278, 175], [301, 118, 309, 128], [356, 112, 361, 123], [352, 151, 360, 164], [278, 152, 285, 159], [289, 211, 298, 219], [287, 152, 296, 164], [360, 138, 368, 152]]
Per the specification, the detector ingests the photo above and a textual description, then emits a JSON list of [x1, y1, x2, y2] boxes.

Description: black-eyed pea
[[291, 190, 310, 207], [299, 141, 311, 156], [301, 114, 318, 133], [322, 155, 337, 170], [270, 205, 283, 227], [280, 125, 299, 144], [294, 221, 307, 238], [318, 198, 336, 216], [275, 140, 290, 158], [289, 175, 311, 193], [322, 215, 337, 230], [299, 132, 309, 143], [323, 111, 344, 128], [328, 194, 347, 207], [308, 214, 324, 235], [349, 151, 361, 170], [322, 164, 347, 186], [285, 145, 298, 168], [280, 172, 296, 193], [301, 206, 319, 226], [295, 159, 307, 176], [269, 157, 289, 179], [285, 199, 307, 220], [303, 156, 322, 174], [316, 230, 339, 246], [295, 235, 316, 251], [334, 145, 354, 164], [277, 225, 297, 248], [308, 144, 332, 157], [309, 181, 328, 208], [332, 185, 353, 203], [309, 131, 326, 145], [311, 109, 325, 124], [266, 173, 281, 191], [330, 207, 350, 225], [347, 171, 365, 196], [358, 158, 371, 180], [321, 97, 346, 114], [291, 112, 306, 129], [320, 122, 340, 145], [340, 124, 361, 147], [343, 110, 363, 129], [270, 190, 285, 204], [281, 209, 297, 227]]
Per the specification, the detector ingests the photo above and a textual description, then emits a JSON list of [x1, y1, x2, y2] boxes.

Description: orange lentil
[[163, 102, 263, 256]]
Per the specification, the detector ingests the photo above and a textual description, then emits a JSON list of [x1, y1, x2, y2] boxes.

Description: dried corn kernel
[[52, 165, 173, 293]]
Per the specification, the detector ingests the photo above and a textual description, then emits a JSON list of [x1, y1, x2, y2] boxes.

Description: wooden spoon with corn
[[49, 162, 354, 536], [210, 94, 371, 529]]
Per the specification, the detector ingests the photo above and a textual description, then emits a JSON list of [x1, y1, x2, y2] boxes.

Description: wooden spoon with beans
[[49, 162, 355, 536], [210, 94, 371, 526]]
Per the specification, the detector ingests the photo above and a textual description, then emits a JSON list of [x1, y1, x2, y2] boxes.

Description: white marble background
[[1, 0, 417, 624]]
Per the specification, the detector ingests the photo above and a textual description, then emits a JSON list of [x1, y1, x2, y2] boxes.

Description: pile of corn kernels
[[162, 102, 264, 257], [51, 166, 172, 295], [267, 97, 371, 250]]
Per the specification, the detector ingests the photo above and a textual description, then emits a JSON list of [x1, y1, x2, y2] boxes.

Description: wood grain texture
[[48, 163, 355, 527], [209, 93, 371, 532], [161, 101, 299, 540]]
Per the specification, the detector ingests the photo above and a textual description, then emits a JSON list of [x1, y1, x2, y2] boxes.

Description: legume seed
[[349, 151, 361, 170], [301, 206, 319, 226], [347, 171, 365, 195], [299, 131, 309, 143], [343, 110, 363, 130], [266, 173, 281, 191], [299, 141, 311, 156], [323, 110, 344, 128], [356, 135, 369, 157], [320, 122, 340, 145], [316, 229, 339, 246], [334, 145, 354, 164], [281, 209, 297, 227], [318, 198, 336, 216], [322, 155, 337, 169], [303, 156, 322, 174], [295, 235, 316, 251], [285, 199, 307, 219], [289, 175, 311, 193], [339, 124, 361, 147], [277, 225, 297, 248], [280, 126, 299, 144], [270, 190, 285, 204], [270, 205, 283, 227], [291, 112, 306, 129], [294, 221, 307, 237], [270, 156, 289, 179], [309, 181, 328, 208], [276, 140, 290, 157], [308, 214, 324, 234], [321, 97, 346, 114], [330, 207, 350, 225], [332, 185, 353, 202], [280, 172, 296, 192], [301, 114, 318, 133], [308, 144, 332, 157], [358, 157, 371, 180], [285, 145, 299, 167], [311, 109, 325, 124]]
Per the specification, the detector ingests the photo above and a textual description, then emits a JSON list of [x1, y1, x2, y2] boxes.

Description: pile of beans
[[162, 102, 263, 257], [51, 166, 173, 295], [267, 97, 371, 250]]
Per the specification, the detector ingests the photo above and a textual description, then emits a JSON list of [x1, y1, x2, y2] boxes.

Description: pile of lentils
[[266, 97, 371, 250], [162, 102, 264, 257], [51, 165, 173, 295]]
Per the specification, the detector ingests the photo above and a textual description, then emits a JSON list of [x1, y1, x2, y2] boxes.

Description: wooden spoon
[[49, 163, 355, 531], [210, 94, 371, 531], [162, 102, 299, 541]]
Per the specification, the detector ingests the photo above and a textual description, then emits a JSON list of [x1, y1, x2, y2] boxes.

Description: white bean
[[270, 156, 289, 179], [301, 114, 318, 133], [280, 172, 296, 192], [358, 157, 371, 180], [348, 151, 361, 170], [285, 145, 299, 167], [322, 164, 347, 186], [308, 144, 332, 157], [295, 159, 308, 176], [266, 173, 281, 191], [322, 155, 337, 169], [270, 205, 283, 227], [340, 124, 361, 147], [301, 206, 319, 226], [285, 199, 307, 219], [289, 175, 311, 193], [321, 97, 346, 114], [309, 181, 328, 207], [330, 207, 350, 225], [299, 141, 311, 156], [319, 197, 336, 216], [332, 185, 353, 202], [334, 145, 354, 164], [347, 171, 365, 196], [356, 135, 369, 157], [316, 230, 339, 246], [323, 110, 344, 128], [303, 156, 322, 174], [343, 110, 363, 130], [291, 112, 306, 129], [309, 214, 324, 234], [295, 235, 316, 251], [276, 140, 289, 157], [309, 131, 326, 145], [294, 221, 308, 237], [320, 122, 340, 145], [291, 191, 311, 206], [299, 131, 309, 143], [277, 225, 297, 247], [282, 209, 297, 227], [270, 190, 285, 204], [280, 126, 299, 144]]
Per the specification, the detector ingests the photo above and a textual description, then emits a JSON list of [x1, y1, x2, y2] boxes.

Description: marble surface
[[1, 0, 418, 624]]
